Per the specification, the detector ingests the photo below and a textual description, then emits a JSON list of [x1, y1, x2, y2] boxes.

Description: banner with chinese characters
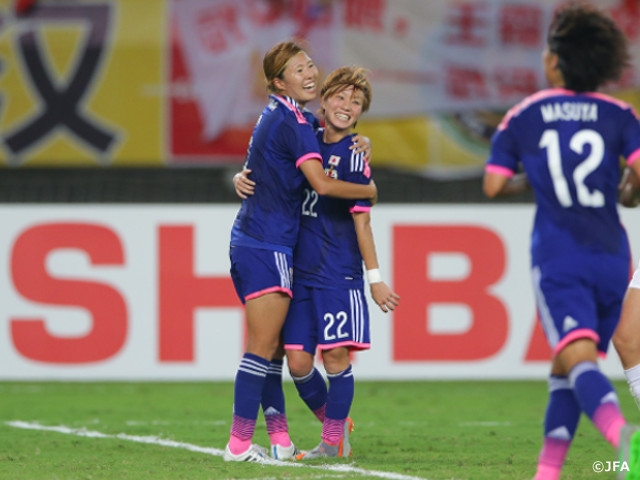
[[1, 0, 640, 175], [170, 0, 557, 167]]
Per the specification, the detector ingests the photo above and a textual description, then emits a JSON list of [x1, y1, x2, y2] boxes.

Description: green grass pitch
[[1, 380, 637, 479]]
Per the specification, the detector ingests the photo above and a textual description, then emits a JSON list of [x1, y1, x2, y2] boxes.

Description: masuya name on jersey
[[540, 102, 598, 123]]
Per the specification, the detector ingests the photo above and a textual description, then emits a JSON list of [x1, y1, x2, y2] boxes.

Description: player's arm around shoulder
[[300, 158, 377, 200], [350, 134, 372, 161], [352, 210, 400, 313]]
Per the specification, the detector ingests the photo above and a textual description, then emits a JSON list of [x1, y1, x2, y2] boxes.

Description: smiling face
[[271, 51, 319, 106], [321, 85, 365, 138]]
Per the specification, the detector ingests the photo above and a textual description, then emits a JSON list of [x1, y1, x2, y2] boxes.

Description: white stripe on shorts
[[531, 266, 559, 348], [274, 252, 290, 290], [349, 289, 365, 343]]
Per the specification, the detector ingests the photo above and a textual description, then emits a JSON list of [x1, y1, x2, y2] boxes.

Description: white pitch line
[[7, 421, 431, 480], [458, 421, 512, 427]]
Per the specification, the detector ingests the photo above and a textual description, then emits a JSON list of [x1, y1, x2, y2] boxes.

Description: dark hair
[[548, 1, 630, 92]]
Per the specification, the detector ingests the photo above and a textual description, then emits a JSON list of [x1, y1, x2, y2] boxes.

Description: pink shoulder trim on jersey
[[628, 147, 640, 166], [485, 164, 514, 177], [497, 88, 572, 131], [296, 153, 322, 168], [350, 205, 371, 213], [245, 286, 292, 302], [317, 341, 371, 351], [553, 329, 600, 356], [584, 91, 634, 112], [273, 95, 308, 124], [363, 161, 371, 178]]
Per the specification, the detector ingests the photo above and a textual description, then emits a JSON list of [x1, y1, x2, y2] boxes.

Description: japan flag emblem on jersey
[[328, 155, 341, 166]]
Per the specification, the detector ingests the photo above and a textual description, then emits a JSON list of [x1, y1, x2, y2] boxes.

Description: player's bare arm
[[352, 211, 400, 313], [300, 159, 377, 200], [619, 165, 640, 207], [483, 172, 529, 198], [233, 164, 377, 204]]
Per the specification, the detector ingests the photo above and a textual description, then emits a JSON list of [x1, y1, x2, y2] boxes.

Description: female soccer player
[[483, 4, 640, 479], [224, 41, 377, 463], [616, 259, 640, 411], [284, 66, 400, 460], [234, 66, 399, 460], [614, 167, 640, 414]]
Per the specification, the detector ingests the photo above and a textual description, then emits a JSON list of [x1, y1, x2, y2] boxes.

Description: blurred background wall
[[2, 0, 640, 380], [2, 0, 639, 203]]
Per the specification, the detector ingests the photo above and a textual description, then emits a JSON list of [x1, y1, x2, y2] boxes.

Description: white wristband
[[367, 268, 382, 284]]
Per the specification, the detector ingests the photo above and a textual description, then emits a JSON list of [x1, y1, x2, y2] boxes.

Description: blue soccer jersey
[[487, 88, 640, 355], [487, 88, 640, 263], [231, 95, 322, 251], [293, 130, 372, 288]]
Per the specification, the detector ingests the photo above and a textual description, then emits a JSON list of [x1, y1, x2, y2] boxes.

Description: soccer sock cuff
[[230, 353, 269, 441], [569, 361, 625, 448], [624, 364, 640, 404], [544, 376, 580, 439], [536, 375, 578, 477], [262, 359, 291, 444], [325, 365, 354, 422], [293, 367, 328, 421]]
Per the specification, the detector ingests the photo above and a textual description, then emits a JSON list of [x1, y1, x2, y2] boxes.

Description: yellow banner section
[[360, 88, 640, 176], [0, 0, 164, 167], [359, 116, 489, 177], [1, 1, 639, 174]]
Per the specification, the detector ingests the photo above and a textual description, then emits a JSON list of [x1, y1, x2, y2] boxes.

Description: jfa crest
[[325, 168, 338, 179]]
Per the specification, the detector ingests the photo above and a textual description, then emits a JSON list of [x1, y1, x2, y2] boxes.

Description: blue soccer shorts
[[229, 245, 293, 304], [532, 251, 629, 357], [283, 282, 371, 354]]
